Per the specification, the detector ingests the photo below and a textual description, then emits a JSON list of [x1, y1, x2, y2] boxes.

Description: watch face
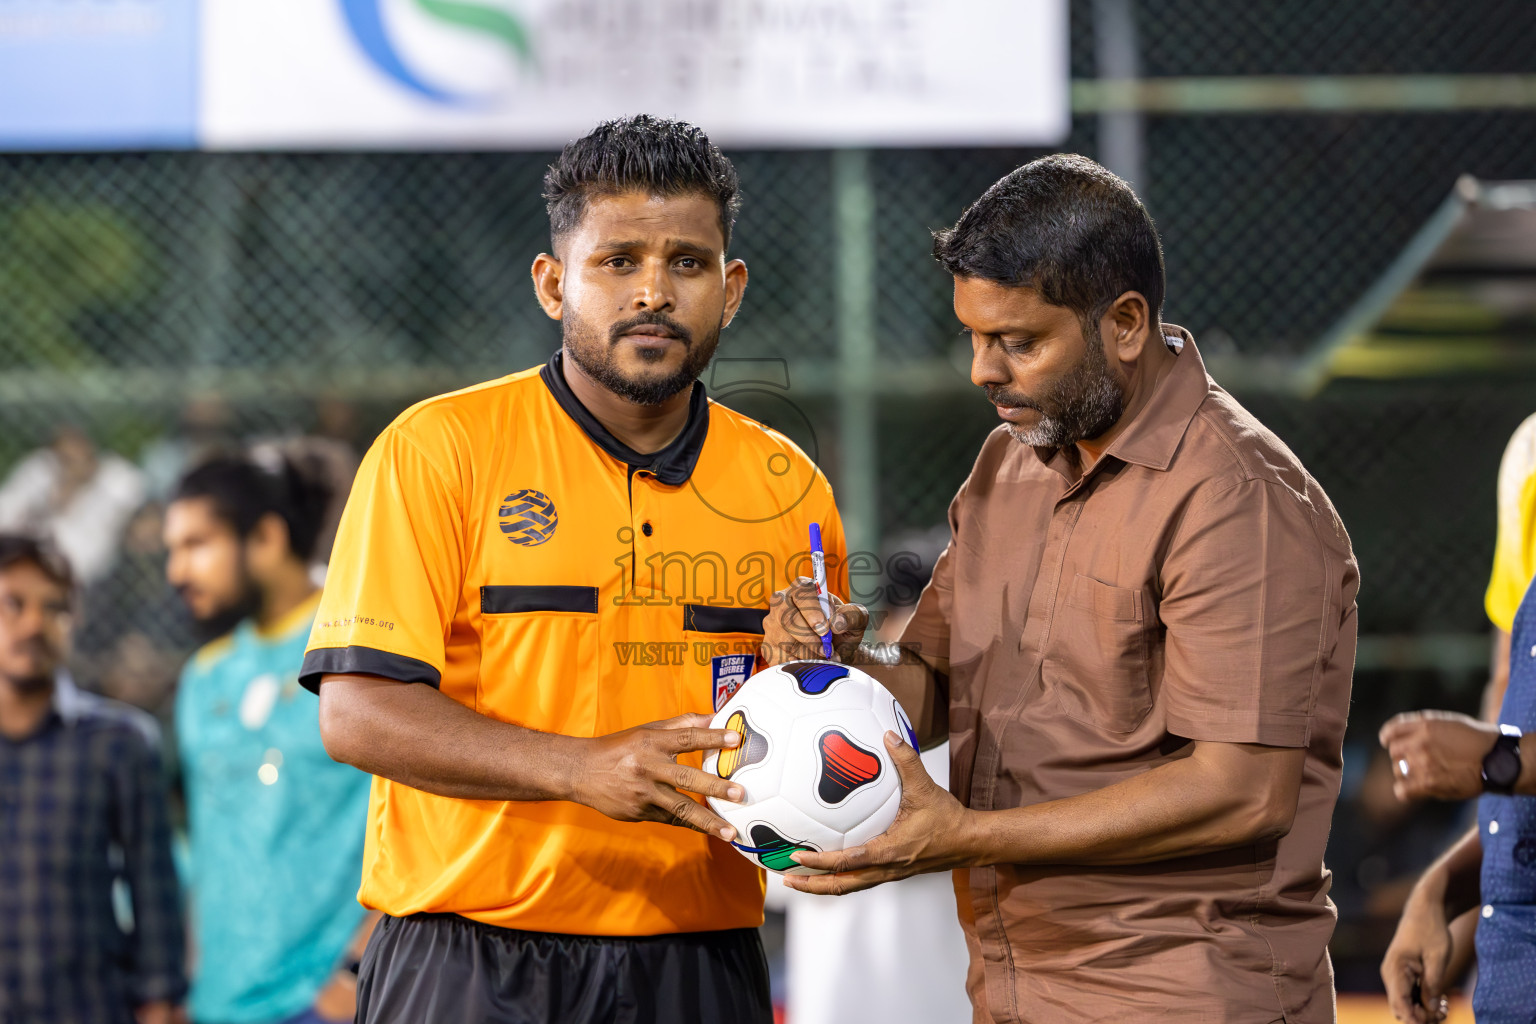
[[1485, 741, 1522, 791]]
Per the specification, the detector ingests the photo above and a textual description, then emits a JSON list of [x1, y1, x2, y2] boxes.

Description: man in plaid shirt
[[0, 533, 186, 1024]]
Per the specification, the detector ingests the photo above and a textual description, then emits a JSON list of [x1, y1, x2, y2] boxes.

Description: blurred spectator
[[74, 502, 196, 719], [164, 454, 374, 1024], [139, 395, 236, 502], [0, 533, 186, 1024], [1378, 413, 1536, 1021], [0, 425, 146, 585]]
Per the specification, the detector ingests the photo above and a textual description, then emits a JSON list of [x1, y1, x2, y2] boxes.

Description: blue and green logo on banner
[[339, 0, 534, 105]]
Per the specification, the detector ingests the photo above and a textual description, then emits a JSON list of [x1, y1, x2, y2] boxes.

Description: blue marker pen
[[809, 523, 835, 659]]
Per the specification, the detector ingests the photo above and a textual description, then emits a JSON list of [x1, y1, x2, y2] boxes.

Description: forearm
[[318, 674, 584, 802], [965, 743, 1304, 868], [1412, 827, 1484, 920], [846, 641, 948, 747]]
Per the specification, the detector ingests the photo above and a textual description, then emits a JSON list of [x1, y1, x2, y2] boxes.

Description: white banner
[[200, 0, 1068, 149]]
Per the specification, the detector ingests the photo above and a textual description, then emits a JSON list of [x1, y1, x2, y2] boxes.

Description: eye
[[675, 256, 701, 270], [1002, 337, 1035, 353], [604, 256, 634, 269]]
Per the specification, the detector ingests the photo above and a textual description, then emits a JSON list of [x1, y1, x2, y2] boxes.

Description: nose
[[970, 336, 1010, 389], [631, 258, 676, 313]]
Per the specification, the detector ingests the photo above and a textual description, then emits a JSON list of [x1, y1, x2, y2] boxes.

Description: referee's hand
[[572, 714, 746, 841], [762, 577, 869, 664]]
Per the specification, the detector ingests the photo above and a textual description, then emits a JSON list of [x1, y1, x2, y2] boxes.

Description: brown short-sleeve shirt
[[902, 329, 1358, 1024]]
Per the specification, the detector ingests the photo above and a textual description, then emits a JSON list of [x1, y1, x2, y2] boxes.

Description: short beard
[[187, 576, 261, 642], [992, 327, 1124, 448], [2, 672, 53, 697], [563, 308, 720, 406]]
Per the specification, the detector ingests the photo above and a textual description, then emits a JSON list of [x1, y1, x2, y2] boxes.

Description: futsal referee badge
[[498, 489, 557, 546], [711, 654, 753, 711]]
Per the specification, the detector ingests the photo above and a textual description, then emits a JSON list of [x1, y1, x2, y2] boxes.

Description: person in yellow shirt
[[302, 115, 856, 1024], [1483, 412, 1536, 718]]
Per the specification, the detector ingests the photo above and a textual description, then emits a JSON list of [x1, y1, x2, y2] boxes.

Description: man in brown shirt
[[770, 155, 1358, 1023]]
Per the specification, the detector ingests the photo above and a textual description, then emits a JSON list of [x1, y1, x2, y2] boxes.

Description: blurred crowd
[[0, 399, 359, 723], [0, 398, 372, 1024]]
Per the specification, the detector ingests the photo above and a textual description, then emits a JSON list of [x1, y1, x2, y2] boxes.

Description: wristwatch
[[1481, 724, 1524, 795]]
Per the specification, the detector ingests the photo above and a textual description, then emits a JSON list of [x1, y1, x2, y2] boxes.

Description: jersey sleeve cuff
[[299, 646, 442, 693]]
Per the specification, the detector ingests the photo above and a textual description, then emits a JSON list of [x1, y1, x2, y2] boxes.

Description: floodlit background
[[2, 0, 1534, 1018]]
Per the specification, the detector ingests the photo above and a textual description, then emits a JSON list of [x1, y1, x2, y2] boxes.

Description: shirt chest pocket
[[1041, 574, 1153, 734], [478, 585, 600, 736], [680, 604, 767, 714]]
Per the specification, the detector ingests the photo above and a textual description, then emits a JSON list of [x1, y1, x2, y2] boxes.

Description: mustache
[[608, 313, 692, 346], [8, 635, 56, 660], [985, 384, 1040, 410]]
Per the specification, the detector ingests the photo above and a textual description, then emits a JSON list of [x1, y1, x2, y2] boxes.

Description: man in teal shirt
[[166, 452, 374, 1024]]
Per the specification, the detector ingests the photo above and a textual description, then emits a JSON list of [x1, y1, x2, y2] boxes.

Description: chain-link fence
[[2, 0, 1535, 982]]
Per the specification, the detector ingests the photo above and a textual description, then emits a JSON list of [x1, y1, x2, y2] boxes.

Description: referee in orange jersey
[[302, 116, 857, 1023]]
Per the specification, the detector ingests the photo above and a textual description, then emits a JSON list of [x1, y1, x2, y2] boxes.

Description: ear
[[720, 258, 749, 329], [1101, 290, 1152, 364], [531, 252, 566, 321]]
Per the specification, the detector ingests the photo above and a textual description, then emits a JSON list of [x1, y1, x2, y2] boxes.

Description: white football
[[702, 660, 917, 875]]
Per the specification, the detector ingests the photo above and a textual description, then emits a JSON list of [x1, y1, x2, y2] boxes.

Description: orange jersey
[[301, 353, 847, 936]]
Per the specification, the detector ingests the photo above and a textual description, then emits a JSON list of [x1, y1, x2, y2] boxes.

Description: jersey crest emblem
[[499, 489, 558, 546]]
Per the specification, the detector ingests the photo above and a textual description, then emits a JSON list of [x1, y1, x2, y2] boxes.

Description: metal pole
[[1094, 0, 1145, 190], [832, 149, 879, 567]]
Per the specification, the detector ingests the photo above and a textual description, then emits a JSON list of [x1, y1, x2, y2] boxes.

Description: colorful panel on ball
[[781, 661, 849, 695], [714, 710, 769, 780], [739, 823, 817, 872], [893, 700, 919, 750], [817, 729, 882, 804]]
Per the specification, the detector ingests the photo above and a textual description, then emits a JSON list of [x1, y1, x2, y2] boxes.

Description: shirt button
[[1490, 820, 1500, 835], [1529, 643, 1536, 657], [641, 522, 653, 537], [1482, 904, 1494, 919]]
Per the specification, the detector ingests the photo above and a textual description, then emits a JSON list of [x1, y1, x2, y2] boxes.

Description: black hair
[[933, 154, 1165, 335], [543, 114, 742, 252], [172, 451, 332, 563], [0, 533, 73, 595]]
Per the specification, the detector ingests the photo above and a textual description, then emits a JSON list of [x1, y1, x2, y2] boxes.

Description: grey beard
[[1005, 359, 1124, 448], [1005, 367, 1123, 447]]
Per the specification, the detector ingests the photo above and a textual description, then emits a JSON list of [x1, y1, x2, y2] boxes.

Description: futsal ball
[[702, 660, 918, 875]]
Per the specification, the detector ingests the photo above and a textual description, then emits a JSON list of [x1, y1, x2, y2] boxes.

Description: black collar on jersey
[[539, 349, 711, 486]]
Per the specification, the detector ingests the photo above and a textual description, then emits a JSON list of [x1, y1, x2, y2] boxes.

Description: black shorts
[[355, 912, 773, 1024]]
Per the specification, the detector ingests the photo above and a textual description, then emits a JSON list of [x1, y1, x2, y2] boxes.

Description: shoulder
[[66, 688, 163, 754], [1497, 412, 1536, 497], [1179, 387, 1318, 502], [185, 632, 238, 677], [384, 366, 546, 456], [703, 396, 835, 491], [706, 399, 820, 467]]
